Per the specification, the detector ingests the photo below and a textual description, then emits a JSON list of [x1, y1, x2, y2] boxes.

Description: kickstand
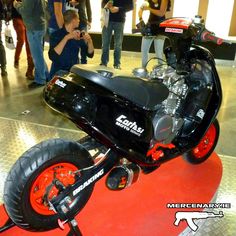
[[0, 217, 15, 233], [67, 219, 83, 236]]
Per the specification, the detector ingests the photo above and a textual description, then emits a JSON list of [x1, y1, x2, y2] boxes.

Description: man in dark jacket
[[100, 0, 133, 69], [66, 0, 92, 64], [48, 9, 94, 79]]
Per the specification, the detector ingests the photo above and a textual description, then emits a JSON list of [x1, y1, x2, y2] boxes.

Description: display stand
[[0, 218, 15, 233], [0, 152, 223, 236]]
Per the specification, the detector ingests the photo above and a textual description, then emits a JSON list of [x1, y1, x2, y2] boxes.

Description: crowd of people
[[0, 0, 170, 89]]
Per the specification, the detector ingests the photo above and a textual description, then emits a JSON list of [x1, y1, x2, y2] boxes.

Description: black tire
[[183, 119, 220, 164], [3, 138, 94, 231]]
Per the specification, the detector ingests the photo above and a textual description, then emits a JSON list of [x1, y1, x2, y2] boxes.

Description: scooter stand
[[0, 217, 15, 233], [67, 219, 82, 236], [0, 206, 81, 235]]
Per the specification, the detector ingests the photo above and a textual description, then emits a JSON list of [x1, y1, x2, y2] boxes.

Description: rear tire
[[183, 119, 220, 164], [3, 138, 94, 231]]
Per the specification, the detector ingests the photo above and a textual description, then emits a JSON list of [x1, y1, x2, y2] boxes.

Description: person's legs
[[141, 36, 154, 68], [13, 18, 25, 67], [154, 37, 165, 64], [25, 30, 34, 78], [100, 23, 113, 66], [113, 22, 124, 68], [79, 22, 88, 64], [0, 21, 7, 76], [26, 30, 48, 85], [80, 40, 89, 64]]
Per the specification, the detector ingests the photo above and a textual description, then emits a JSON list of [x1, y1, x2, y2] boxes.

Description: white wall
[[205, 0, 234, 37], [90, 1, 102, 33], [172, 0, 199, 18]]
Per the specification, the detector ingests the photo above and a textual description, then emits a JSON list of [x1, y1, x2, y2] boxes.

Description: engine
[[150, 66, 188, 143]]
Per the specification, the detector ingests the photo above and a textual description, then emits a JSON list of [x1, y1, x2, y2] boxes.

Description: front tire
[[3, 138, 94, 231], [183, 119, 220, 164]]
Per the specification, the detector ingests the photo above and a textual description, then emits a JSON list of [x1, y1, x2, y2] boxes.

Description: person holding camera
[[48, 9, 94, 79], [66, 0, 92, 64], [138, 0, 170, 68]]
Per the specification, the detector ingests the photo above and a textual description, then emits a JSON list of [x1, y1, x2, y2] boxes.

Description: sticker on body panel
[[165, 28, 183, 34], [115, 115, 144, 136], [55, 79, 67, 88]]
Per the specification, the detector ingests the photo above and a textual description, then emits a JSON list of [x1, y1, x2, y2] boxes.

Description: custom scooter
[[2, 17, 227, 235]]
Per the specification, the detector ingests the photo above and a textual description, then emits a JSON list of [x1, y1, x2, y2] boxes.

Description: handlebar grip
[[201, 31, 223, 45]]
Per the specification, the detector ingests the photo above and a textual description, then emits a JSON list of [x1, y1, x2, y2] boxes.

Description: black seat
[[70, 65, 169, 110]]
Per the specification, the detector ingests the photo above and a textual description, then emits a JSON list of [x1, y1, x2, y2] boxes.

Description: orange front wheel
[[183, 119, 220, 164]]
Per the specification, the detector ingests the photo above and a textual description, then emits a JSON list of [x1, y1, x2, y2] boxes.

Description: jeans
[[27, 30, 49, 84], [13, 18, 34, 70], [0, 21, 6, 69], [141, 36, 165, 68], [101, 21, 125, 66], [79, 22, 88, 64]]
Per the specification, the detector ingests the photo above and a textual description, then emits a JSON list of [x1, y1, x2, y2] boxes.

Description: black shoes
[[28, 82, 45, 89], [1, 68, 7, 76], [25, 71, 34, 80], [99, 63, 107, 67], [99, 63, 121, 69], [114, 65, 121, 70], [14, 61, 19, 69]]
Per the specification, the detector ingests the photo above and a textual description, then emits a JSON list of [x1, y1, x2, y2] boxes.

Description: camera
[[80, 31, 85, 37]]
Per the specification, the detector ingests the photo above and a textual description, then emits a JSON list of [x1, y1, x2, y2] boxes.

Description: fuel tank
[[44, 65, 169, 162]]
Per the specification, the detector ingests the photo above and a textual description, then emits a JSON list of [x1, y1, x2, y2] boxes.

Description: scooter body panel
[[44, 72, 159, 163]]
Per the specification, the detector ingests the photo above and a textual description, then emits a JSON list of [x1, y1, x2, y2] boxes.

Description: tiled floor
[[0, 46, 235, 235]]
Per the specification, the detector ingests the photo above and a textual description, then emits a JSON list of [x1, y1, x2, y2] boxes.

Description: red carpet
[[0, 153, 222, 236]]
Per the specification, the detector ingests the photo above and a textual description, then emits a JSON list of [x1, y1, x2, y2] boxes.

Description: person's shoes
[[1, 68, 7, 76], [28, 82, 45, 89], [99, 63, 107, 67], [14, 61, 19, 69], [114, 65, 121, 70], [25, 71, 34, 80]]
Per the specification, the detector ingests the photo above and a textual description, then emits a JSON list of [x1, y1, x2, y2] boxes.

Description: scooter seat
[[70, 65, 169, 110]]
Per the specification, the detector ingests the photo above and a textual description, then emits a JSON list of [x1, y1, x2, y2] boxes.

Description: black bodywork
[[44, 18, 222, 168]]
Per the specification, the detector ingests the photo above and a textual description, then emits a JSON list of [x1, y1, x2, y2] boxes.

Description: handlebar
[[132, 19, 231, 46], [199, 30, 223, 45]]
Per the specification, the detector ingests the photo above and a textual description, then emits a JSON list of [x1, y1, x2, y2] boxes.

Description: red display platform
[[0, 153, 222, 236]]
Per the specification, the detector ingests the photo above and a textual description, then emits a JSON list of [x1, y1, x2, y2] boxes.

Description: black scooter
[[2, 17, 226, 235]]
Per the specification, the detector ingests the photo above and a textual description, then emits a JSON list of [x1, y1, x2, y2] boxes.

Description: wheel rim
[[192, 123, 217, 159], [30, 162, 78, 215]]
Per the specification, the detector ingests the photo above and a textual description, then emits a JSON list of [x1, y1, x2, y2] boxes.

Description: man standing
[[48, 0, 66, 34], [77, 0, 92, 64], [13, 0, 49, 88], [100, 0, 133, 69]]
